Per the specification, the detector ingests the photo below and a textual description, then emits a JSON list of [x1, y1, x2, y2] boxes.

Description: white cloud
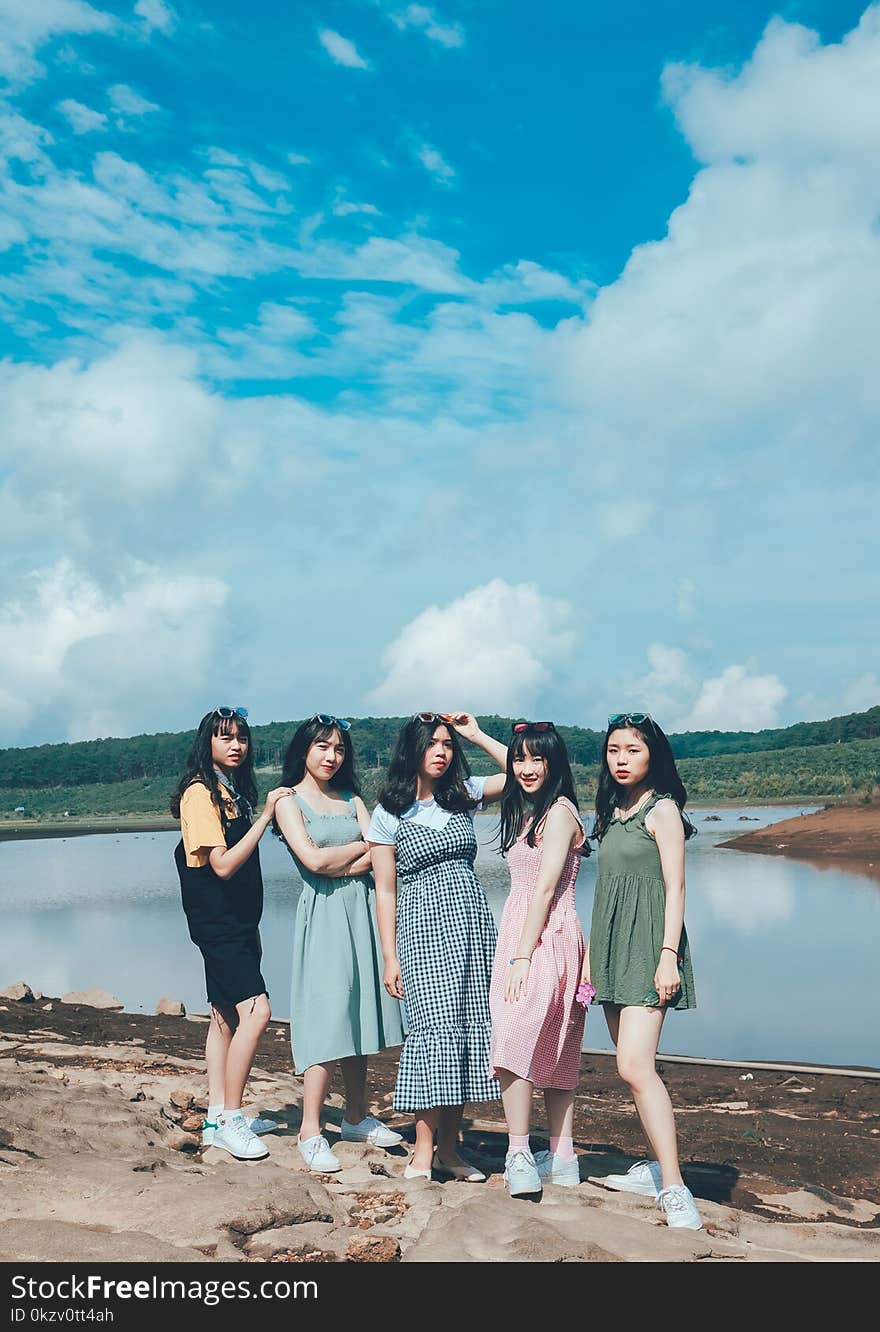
[[0, 559, 228, 743], [0, 0, 115, 85], [390, 4, 464, 48], [679, 664, 787, 732], [134, 0, 176, 37], [318, 28, 369, 70], [333, 192, 381, 217], [368, 580, 576, 715], [57, 98, 107, 134], [287, 151, 312, 166], [416, 141, 455, 182], [206, 146, 241, 167], [841, 673, 880, 713], [108, 83, 160, 118]]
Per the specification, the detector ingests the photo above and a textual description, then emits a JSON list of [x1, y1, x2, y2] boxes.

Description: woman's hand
[[262, 786, 293, 817], [383, 958, 404, 1000], [654, 951, 681, 1006], [444, 711, 481, 743], [505, 959, 530, 1003]]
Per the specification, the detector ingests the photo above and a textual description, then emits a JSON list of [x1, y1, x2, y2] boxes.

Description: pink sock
[[508, 1134, 530, 1152], [550, 1135, 575, 1161]]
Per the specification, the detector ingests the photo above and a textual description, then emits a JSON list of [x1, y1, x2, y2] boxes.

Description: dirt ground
[[721, 802, 880, 867], [2, 997, 877, 1223]]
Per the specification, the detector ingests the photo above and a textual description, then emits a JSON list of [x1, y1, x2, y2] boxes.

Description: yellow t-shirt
[[180, 781, 239, 868]]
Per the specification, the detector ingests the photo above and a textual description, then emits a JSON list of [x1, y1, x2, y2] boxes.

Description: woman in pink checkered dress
[[489, 722, 589, 1196]]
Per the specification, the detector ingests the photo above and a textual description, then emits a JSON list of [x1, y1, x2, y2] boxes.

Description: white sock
[[207, 1103, 224, 1123]]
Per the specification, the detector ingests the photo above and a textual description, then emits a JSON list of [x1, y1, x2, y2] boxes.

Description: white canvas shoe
[[297, 1133, 341, 1173], [599, 1159, 662, 1197], [202, 1113, 278, 1147], [533, 1149, 580, 1187], [340, 1116, 404, 1147], [211, 1110, 269, 1160], [659, 1184, 703, 1230]]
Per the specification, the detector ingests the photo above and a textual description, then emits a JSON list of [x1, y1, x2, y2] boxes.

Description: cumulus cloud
[[108, 82, 160, 119], [57, 98, 107, 134], [318, 29, 369, 69], [679, 664, 787, 732], [0, 558, 228, 743], [390, 5, 464, 48], [416, 141, 455, 182], [134, 0, 176, 37], [368, 580, 576, 715], [0, 0, 115, 85]]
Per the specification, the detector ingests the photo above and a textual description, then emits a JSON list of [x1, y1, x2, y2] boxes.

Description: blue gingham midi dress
[[393, 810, 501, 1112]]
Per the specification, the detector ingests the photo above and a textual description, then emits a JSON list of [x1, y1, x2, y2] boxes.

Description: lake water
[[2, 806, 878, 1069]]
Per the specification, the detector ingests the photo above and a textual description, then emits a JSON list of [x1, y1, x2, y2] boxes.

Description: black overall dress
[[175, 803, 267, 1009]]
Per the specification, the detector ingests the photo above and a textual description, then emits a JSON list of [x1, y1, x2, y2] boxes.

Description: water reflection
[[1, 807, 878, 1068]]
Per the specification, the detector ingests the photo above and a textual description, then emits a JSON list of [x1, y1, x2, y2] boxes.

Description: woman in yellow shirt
[[171, 707, 290, 1161]]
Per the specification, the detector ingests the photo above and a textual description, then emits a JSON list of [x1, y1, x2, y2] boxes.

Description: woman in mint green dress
[[274, 717, 404, 1174], [585, 713, 702, 1230]]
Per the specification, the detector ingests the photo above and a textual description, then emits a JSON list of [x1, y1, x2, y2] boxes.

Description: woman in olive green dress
[[584, 713, 702, 1230]]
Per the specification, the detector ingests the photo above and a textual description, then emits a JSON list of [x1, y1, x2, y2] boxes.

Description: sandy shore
[[720, 802, 880, 864], [1, 995, 877, 1263]]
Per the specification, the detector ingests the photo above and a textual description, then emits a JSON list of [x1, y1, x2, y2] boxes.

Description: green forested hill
[[3, 715, 879, 816]]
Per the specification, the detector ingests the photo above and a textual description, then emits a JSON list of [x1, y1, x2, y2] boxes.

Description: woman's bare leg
[[300, 1063, 332, 1140], [206, 1005, 235, 1108], [612, 1004, 683, 1188], [223, 993, 271, 1111], [340, 1055, 368, 1126]]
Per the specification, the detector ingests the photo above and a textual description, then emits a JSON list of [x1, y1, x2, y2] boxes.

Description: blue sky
[[1, 0, 877, 745]]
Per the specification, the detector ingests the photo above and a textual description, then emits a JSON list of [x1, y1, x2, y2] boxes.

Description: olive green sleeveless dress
[[590, 792, 696, 1010]]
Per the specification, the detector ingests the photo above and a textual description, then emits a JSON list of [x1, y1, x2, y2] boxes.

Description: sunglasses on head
[[213, 706, 248, 720], [312, 713, 351, 732], [511, 721, 554, 733], [608, 712, 655, 730], [414, 712, 455, 724]]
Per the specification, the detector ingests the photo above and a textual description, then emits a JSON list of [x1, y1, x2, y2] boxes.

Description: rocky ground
[[1, 996, 878, 1263]]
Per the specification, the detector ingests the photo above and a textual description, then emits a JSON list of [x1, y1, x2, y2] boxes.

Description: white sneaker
[[297, 1133, 341, 1173], [340, 1116, 404, 1148], [503, 1149, 542, 1197], [599, 1159, 662, 1197], [659, 1184, 703, 1230], [202, 1114, 278, 1147], [533, 1149, 580, 1187], [211, 1110, 269, 1160]]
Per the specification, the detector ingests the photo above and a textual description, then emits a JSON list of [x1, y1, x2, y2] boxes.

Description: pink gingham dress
[[489, 797, 587, 1089]]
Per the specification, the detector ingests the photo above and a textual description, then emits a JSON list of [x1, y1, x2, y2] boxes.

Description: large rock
[[0, 982, 34, 1002], [156, 997, 186, 1016], [61, 989, 123, 1010], [0, 1219, 211, 1263]]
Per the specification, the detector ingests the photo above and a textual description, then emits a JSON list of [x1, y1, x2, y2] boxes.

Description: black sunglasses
[[511, 721, 554, 733], [312, 713, 351, 731]]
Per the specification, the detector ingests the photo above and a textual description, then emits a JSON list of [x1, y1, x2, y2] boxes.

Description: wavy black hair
[[279, 718, 362, 796], [170, 711, 257, 825], [378, 717, 477, 816], [592, 717, 696, 842], [498, 724, 587, 856]]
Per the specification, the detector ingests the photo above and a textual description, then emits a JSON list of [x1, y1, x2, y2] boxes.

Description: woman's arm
[[348, 797, 374, 875], [446, 712, 508, 803], [370, 842, 403, 999], [206, 787, 291, 880], [646, 799, 687, 1004], [506, 805, 579, 1001], [274, 796, 368, 877]]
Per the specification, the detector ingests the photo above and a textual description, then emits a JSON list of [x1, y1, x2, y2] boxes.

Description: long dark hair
[[499, 724, 587, 855], [592, 717, 696, 842], [170, 711, 258, 824], [378, 717, 477, 816], [279, 718, 362, 796]]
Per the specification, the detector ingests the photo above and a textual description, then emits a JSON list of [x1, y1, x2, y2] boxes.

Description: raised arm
[[646, 798, 687, 1006], [506, 804, 580, 1002], [446, 712, 508, 803], [274, 795, 368, 877], [370, 842, 403, 999], [207, 787, 291, 880]]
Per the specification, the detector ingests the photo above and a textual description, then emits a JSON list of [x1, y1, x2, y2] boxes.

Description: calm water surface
[[2, 806, 878, 1068]]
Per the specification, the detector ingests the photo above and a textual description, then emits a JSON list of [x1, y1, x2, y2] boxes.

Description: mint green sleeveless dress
[[590, 793, 696, 1010], [287, 793, 404, 1072]]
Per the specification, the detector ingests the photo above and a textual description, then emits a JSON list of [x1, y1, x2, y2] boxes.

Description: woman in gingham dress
[[489, 722, 589, 1196], [369, 712, 508, 1180]]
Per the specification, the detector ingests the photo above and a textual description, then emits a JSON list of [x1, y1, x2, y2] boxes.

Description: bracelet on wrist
[[508, 956, 531, 965]]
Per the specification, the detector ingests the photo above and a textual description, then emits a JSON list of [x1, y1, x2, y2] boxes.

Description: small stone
[[42, 1003, 53, 1011], [0, 982, 35, 1002], [170, 1089, 194, 1111], [61, 989, 123, 1010], [182, 1114, 204, 1133], [130, 1091, 146, 1102], [156, 997, 186, 1017], [345, 1235, 401, 1263], [166, 1129, 200, 1153]]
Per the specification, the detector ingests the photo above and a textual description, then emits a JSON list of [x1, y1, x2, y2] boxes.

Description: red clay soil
[[720, 802, 880, 864]]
